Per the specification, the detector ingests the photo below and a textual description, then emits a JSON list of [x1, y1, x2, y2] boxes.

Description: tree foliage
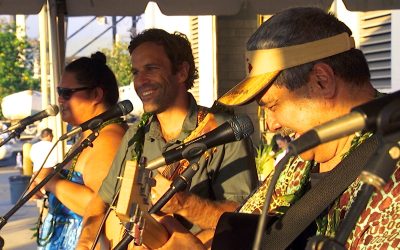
[[102, 41, 132, 86], [0, 22, 40, 99]]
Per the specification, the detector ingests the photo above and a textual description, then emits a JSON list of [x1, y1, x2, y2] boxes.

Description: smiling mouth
[[139, 88, 158, 101], [142, 90, 154, 97]]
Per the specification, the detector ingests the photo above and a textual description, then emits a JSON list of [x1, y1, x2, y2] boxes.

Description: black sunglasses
[[57, 86, 95, 100]]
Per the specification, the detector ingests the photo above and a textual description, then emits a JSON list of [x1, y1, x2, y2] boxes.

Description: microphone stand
[[306, 100, 400, 250], [0, 129, 100, 248], [0, 126, 25, 147], [113, 158, 201, 250], [148, 160, 200, 214], [251, 152, 294, 250]]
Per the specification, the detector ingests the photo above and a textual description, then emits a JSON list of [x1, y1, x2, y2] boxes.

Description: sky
[[1, 14, 137, 57]]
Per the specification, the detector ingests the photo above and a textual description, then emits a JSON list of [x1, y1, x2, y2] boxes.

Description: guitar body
[[212, 212, 315, 250], [212, 212, 261, 250]]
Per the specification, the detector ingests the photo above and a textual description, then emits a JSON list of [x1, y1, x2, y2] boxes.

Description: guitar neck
[[111, 160, 169, 249]]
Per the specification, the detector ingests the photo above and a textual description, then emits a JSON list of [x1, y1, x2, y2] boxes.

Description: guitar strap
[[212, 134, 380, 250], [160, 106, 218, 180], [263, 134, 379, 249]]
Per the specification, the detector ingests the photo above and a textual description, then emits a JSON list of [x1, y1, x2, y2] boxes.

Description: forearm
[[175, 192, 238, 229], [76, 195, 108, 250], [46, 178, 95, 216]]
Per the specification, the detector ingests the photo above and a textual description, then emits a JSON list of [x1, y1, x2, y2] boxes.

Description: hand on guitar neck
[[149, 173, 189, 214]]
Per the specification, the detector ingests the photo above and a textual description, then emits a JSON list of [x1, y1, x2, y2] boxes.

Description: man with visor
[[148, 7, 400, 249]]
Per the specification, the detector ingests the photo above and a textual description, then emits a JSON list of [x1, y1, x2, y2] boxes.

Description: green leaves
[[101, 41, 132, 86], [0, 22, 40, 118], [255, 142, 276, 180]]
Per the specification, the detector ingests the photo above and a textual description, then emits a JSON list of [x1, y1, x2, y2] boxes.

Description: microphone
[[289, 90, 400, 155], [60, 100, 133, 140], [146, 114, 254, 170], [5, 105, 59, 132]]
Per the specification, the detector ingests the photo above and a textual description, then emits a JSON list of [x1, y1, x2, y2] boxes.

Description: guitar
[[104, 112, 219, 249], [211, 212, 314, 250], [104, 160, 169, 249]]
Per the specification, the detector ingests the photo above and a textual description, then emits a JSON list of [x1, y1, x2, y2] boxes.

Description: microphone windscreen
[[118, 100, 134, 115], [229, 115, 254, 140], [46, 105, 59, 116]]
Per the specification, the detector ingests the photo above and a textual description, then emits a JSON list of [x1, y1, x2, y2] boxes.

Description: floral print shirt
[[240, 133, 400, 249]]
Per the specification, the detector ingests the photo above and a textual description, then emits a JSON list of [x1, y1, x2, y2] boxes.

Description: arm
[[76, 194, 108, 250], [34, 125, 126, 216], [151, 137, 257, 230], [151, 174, 238, 229], [77, 125, 140, 249]]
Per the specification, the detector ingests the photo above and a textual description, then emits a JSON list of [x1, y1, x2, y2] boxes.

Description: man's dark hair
[[128, 28, 199, 90], [247, 7, 371, 91], [40, 128, 53, 138], [65, 51, 119, 108]]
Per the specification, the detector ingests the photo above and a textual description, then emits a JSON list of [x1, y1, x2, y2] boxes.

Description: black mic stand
[[252, 152, 294, 250], [148, 160, 200, 214], [113, 157, 201, 250], [0, 126, 25, 147], [0, 129, 101, 249], [306, 100, 400, 250]]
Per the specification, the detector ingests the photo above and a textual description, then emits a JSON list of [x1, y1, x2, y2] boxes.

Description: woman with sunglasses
[[31, 51, 128, 250]]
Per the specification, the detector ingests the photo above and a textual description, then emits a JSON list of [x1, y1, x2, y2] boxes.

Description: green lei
[[129, 113, 152, 161]]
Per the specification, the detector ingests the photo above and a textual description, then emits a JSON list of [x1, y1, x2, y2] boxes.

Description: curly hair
[[128, 28, 199, 90]]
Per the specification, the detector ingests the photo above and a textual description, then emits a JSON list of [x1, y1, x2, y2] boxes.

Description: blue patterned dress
[[37, 169, 84, 250]]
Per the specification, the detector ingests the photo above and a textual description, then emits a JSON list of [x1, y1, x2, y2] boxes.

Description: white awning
[[1, 0, 400, 16]]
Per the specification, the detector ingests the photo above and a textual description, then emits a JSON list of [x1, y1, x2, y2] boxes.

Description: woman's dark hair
[[128, 28, 199, 90], [65, 51, 119, 107]]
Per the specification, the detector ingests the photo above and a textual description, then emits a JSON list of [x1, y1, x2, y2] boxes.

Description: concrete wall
[[216, 10, 260, 144]]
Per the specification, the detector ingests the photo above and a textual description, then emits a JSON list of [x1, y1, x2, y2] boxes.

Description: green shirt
[[99, 94, 258, 207]]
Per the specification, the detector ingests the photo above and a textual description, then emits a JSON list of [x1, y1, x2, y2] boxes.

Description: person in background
[[273, 134, 291, 165], [30, 51, 128, 249], [30, 128, 58, 172]]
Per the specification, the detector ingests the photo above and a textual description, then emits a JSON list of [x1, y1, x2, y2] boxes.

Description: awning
[[1, 0, 400, 16]]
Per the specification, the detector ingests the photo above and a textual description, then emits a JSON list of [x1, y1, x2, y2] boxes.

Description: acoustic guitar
[[104, 160, 169, 249], [211, 212, 315, 250]]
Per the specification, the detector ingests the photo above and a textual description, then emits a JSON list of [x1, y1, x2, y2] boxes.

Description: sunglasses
[[57, 86, 95, 100]]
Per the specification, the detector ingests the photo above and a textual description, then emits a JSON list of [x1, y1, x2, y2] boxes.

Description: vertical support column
[[39, 4, 49, 110], [391, 10, 400, 91], [47, 0, 65, 158]]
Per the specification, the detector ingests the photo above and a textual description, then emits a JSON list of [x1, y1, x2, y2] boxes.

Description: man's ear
[[176, 61, 190, 86], [309, 63, 336, 99]]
